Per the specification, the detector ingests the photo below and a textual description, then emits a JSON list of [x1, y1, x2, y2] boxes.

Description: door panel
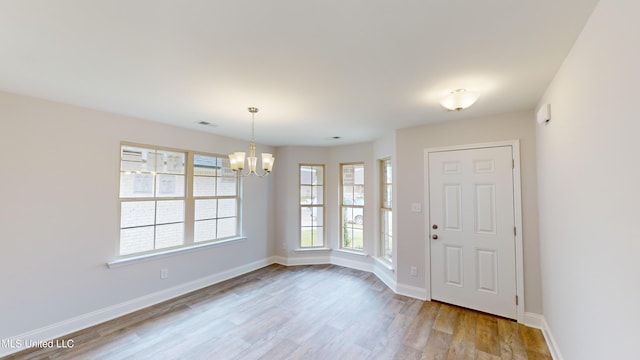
[[429, 146, 516, 319]]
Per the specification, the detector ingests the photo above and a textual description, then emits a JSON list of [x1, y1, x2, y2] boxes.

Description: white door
[[428, 146, 517, 319]]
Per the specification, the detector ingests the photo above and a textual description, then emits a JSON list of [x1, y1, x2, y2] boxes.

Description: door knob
[[432, 234, 438, 240]]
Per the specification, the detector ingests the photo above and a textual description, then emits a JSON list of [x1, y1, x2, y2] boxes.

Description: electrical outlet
[[410, 266, 417, 276], [160, 268, 169, 279], [411, 203, 421, 212]]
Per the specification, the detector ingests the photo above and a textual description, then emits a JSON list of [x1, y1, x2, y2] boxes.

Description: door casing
[[423, 140, 525, 322]]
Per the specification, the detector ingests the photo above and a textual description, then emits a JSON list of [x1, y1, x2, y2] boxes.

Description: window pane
[[156, 200, 184, 224], [313, 227, 324, 247], [301, 207, 313, 227], [217, 217, 237, 238], [155, 223, 184, 249], [353, 164, 364, 185], [194, 219, 216, 242], [120, 172, 155, 198], [195, 199, 217, 220], [217, 177, 237, 196], [300, 185, 312, 204], [159, 151, 186, 175], [311, 207, 323, 227], [342, 185, 354, 204], [194, 155, 220, 176], [352, 228, 364, 250], [193, 176, 216, 197], [313, 186, 324, 204], [156, 174, 185, 197], [218, 199, 236, 218], [313, 166, 324, 185], [383, 185, 392, 208], [120, 227, 154, 255], [121, 201, 155, 228]]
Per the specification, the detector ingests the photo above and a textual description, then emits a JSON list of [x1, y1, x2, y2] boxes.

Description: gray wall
[[0, 91, 276, 340], [395, 110, 542, 314]]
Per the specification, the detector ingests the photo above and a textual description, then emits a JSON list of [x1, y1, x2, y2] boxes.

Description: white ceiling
[[0, 0, 598, 146]]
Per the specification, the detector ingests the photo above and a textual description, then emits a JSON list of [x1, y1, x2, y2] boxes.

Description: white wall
[[395, 111, 542, 314], [537, 0, 640, 358], [0, 91, 276, 343]]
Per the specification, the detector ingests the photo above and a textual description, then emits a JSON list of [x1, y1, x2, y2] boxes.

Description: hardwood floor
[[6, 264, 551, 360]]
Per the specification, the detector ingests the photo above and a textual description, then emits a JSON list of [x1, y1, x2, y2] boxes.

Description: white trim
[[423, 140, 526, 322], [540, 316, 563, 360], [396, 284, 428, 300], [293, 247, 332, 252], [107, 237, 247, 268], [330, 254, 373, 272], [332, 248, 368, 257], [522, 312, 545, 329], [274, 254, 331, 266], [373, 256, 394, 271], [373, 262, 397, 291], [0, 257, 272, 358]]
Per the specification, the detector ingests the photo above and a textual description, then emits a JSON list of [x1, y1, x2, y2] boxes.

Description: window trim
[[299, 164, 326, 248], [117, 142, 241, 259], [379, 158, 393, 263], [340, 162, 365, 252]]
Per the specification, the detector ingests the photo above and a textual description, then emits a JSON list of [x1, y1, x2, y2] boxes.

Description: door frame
[[423, 140, 525, 322]]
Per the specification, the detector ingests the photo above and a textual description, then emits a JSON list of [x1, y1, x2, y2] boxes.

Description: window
[[193, 154, 239, 242], [119, 144, 239, 257], [380, 158, 393, 262], [341, 163, 364, 251], [299, 165, 325, 248]]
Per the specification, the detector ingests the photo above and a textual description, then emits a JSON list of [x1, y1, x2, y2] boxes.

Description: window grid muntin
[[193, 153, 239, 243], [118, 143, 240, 258], [119, 145, 187, 256], [300, 164, 325, 248]]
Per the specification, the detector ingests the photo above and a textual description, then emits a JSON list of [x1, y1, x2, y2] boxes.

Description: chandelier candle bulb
[[262, 153, 274, 172]]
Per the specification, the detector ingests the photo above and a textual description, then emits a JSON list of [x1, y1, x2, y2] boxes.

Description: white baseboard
[[272, 254, 331, 266], [329, 254, 373, 273], [372, 263, 397, 292], [522, 312, 545, 329], [396, 284, 428, 300], [0, 258, 272, 358], [539, 316, 563, 360]]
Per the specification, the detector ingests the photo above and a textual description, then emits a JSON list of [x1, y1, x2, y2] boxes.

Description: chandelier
[[228, 107, 274, 177]]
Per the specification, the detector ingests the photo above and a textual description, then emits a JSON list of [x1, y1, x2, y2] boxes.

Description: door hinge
[[512, 159, 515, 169], [514, 226, 517, 236], [516, 295, 519, 306]]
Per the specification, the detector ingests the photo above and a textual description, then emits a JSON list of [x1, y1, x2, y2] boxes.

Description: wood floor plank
[[433, 303, 460, 335], [403, 301, 440, 350], [447, 310, 477, 360], [496, 317, 527, 360], [5, 265, 550, 360], [520, 325, 553, 358], [421, 329, 452, 360], [476, 313, 501, 356]]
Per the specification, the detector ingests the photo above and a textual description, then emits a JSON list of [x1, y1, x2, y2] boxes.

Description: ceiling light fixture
[[228, 107, 274, 177], [440, 89, 479, 111]]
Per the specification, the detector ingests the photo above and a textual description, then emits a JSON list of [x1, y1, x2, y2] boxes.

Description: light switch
[[411, 203, 421, 212]]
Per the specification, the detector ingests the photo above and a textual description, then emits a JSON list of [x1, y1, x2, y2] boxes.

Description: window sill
[[333, 248, 368, 257], [373, 256, 394, 271], [294, 247, 332, 252], [107, 236, 247, 268]]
